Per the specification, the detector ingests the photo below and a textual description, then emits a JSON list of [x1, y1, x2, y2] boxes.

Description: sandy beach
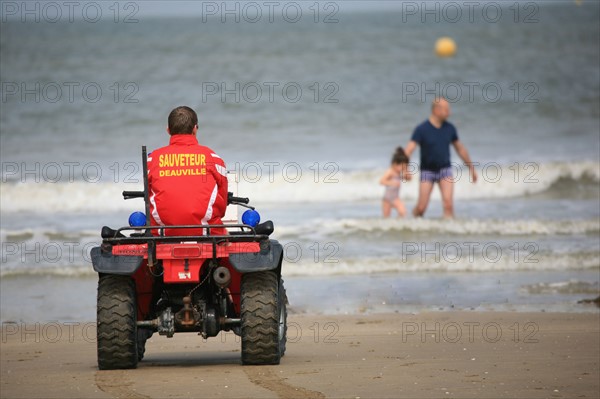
[[1, 311, 598, 399], [2, 2, 599, 399]]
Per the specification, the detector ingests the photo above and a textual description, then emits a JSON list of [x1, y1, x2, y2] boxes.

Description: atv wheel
[[137, 329, 153, 362], [241, 271, 284, 365], [97, 275, 138, 369], [279, 279, 288, 357]]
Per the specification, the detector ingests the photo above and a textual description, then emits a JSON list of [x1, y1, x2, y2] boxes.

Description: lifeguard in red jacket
[[148, 106, 228, 236]]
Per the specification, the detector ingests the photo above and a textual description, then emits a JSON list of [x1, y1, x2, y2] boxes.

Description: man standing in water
[[405, 97, 477, 218]]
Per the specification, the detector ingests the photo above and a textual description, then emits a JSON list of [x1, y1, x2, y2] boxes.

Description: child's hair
[[391, 147, 409, 165]]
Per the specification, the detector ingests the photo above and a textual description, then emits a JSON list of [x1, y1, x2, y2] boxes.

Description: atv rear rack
[[96, 224, 272, 270], [102, 224, 269, 245]]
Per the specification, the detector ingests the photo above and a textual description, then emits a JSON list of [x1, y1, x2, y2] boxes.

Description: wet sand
[[1, 312, 599, 398]]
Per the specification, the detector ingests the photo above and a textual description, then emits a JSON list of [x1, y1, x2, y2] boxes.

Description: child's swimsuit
[[383, 175, 401, 203]]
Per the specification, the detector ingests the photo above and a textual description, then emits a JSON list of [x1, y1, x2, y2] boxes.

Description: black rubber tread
[[241, 271, 281, 365], [97, 275, 138, 369], [279, 280, 288, 357], [137, 329, 152, 361]]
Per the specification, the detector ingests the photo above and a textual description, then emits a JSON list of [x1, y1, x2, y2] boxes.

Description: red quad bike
[[91, 147, 287, 369]]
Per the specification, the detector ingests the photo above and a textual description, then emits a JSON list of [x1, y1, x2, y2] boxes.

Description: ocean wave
[[282, 252, 600, 277], [0, 228, 100, 278], [2, 216, 597, 252], [0, 161, 598, 213], [276, 217, 600, 239], [2, 252, 597, 279], [522, 280, 600, 295], [240, 160, 600, 203], [2, 236, 598, 278], [0, 180, 142, 213], [0, 265, 96, 279], [0, 228, 99, 243], [1, 216, 598, 280]]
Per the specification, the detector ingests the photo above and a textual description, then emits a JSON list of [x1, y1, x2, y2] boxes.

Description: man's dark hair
[[168, 106, 198, 135]]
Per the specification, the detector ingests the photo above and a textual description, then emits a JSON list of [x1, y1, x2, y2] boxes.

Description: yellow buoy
[[435, 37, 457, 58]]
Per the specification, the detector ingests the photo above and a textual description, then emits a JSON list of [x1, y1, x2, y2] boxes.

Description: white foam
[[240, 160, 599, 203], [0, 265, 96, 278], [282, 252, 600, 277], [2, 249, 597, 279], [276, 217, 600, 239], [1, 161, 598, 213], [0, 181, 141, 213]]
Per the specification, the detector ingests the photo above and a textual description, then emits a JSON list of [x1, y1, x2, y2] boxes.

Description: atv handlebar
[[123, 191, 250, 205], [228, 192, 249, 205], [122, 191, 145, 200]]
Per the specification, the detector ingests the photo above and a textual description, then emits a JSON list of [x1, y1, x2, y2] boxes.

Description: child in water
[[380, 147, 411, 218]]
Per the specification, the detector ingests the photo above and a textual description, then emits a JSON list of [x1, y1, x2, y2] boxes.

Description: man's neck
[[429, 116, 443, 129]]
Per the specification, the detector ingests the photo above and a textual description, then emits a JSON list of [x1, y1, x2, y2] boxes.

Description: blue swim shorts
[[420, 167, 453, 183]]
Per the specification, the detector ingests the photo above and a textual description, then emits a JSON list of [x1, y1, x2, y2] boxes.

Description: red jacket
[[148, 134, 228, 236]]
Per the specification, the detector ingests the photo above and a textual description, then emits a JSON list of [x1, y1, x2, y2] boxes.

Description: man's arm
[[215, 159, 229, 209], [452, 140, 477, 183], [404, 140, 418, 158], [404, 140, 418, 179], [208, 152, 229, 217]]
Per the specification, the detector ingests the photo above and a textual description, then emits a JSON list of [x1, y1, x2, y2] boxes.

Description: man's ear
[[166, 126, 171, 135]]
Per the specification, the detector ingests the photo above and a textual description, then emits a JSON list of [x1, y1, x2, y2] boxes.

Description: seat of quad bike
[[101, 226, 126, 239]]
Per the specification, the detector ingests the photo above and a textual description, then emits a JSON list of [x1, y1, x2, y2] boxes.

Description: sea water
[[1, 2, 599, 321]]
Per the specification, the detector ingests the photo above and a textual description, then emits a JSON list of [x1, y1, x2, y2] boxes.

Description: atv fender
[[229, 240, 283, 273], [91, 246, 144, 275]]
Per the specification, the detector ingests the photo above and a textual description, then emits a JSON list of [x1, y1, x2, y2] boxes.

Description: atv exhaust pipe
[[213, 266, 231, 288]]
